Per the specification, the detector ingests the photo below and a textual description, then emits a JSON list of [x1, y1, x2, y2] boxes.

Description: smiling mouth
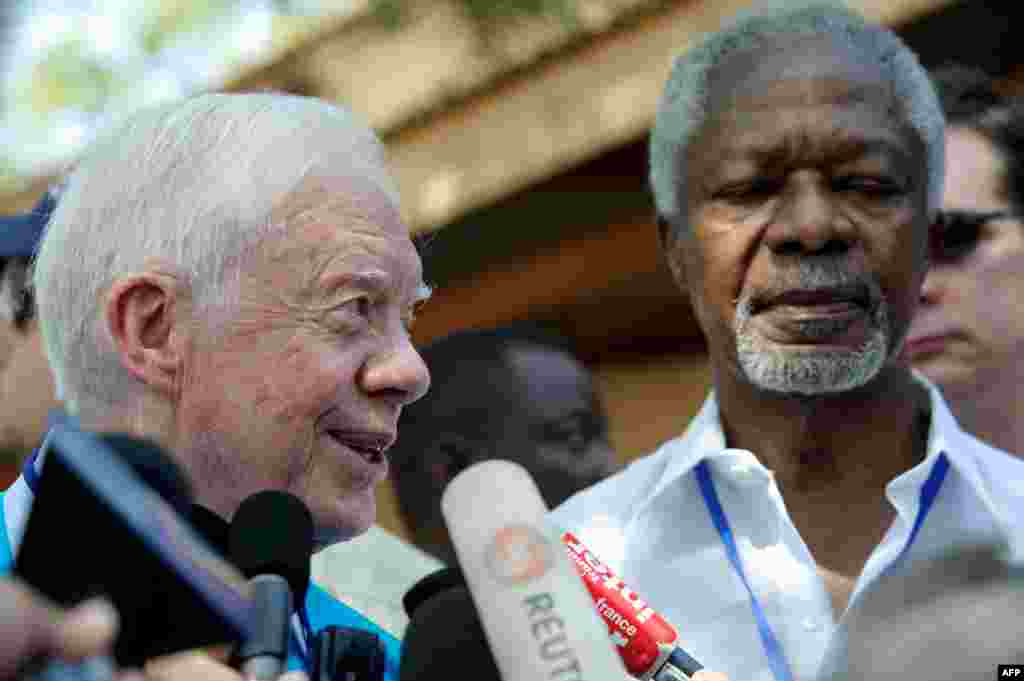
[[327, 431, 388, 464]]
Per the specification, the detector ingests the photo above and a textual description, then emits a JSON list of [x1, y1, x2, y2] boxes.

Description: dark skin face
[[658, 37, 935, 597], [665, 37, 930, 401], [391, 343, 617, 564]]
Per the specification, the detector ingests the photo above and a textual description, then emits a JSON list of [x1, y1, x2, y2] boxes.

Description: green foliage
[[139, 0, 236, 55], [25, 39, 124, 115], [372, 0, 578, 31]]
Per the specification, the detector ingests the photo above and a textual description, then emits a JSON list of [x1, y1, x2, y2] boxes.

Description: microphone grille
[[402, 566, 465, 617], [229, 490, 314, 604]]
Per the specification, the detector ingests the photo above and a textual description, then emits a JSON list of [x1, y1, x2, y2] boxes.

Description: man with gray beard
[[549, 3, 1024, 681]]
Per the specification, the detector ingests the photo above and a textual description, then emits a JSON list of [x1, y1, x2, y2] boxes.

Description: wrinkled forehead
[[265, 172, 423, 289], [277, 172, 404, 237]]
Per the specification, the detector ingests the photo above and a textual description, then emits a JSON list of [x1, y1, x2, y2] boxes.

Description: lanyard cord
[[696, 460, 796, 681], [695, 452, 949, 681], [294, 601, 315, 671]]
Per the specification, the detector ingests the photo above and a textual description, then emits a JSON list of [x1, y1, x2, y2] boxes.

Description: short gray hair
[[33, 92, 397, 415], [649, 0, 945, 241]]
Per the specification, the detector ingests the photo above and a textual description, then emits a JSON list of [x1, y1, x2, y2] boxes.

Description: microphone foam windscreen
[[402, 566, 465, 618], [99, 433, 193, 514], [399, 585, 501, 681], [229, 490, 314, 604]]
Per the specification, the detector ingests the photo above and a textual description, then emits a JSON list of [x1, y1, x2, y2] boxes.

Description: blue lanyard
[[696, 452, 949, 681], [22, 446, 42, 494], [295, 602, 315, 670]]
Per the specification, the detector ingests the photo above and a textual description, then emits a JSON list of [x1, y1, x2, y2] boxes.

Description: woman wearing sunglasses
[[907, 65, 1024, 457]]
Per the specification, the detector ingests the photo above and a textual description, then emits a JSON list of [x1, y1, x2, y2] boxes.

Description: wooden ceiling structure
[[2, 0, 1018, 358]]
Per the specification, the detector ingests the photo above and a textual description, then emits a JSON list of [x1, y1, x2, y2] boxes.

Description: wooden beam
[[412, 210, 704, 358], [3, 0, 955, 220], [388, 0, 958, 233]]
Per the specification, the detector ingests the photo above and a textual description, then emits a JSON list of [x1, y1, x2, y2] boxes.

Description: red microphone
[[562, 531, 703, 681]]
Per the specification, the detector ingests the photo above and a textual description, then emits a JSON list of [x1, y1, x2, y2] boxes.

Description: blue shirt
[[0, 473, 402, 679]]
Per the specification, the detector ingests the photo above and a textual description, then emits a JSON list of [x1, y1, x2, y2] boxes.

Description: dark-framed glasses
[[931, 209, 1018, 263], [0, 256, 35, 329]]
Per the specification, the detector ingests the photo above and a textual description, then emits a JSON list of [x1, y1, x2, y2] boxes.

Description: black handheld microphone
[[311, 626, 386, 681], [15, 422, 253, 666], [399, 570, 500, 681], [229, 490, 314, 680]]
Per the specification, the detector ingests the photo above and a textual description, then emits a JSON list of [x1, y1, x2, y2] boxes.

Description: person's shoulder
[[548, 437, 683, 533]]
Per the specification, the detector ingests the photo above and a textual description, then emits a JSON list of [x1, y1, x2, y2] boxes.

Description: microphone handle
[[236, 575, 293, 680]]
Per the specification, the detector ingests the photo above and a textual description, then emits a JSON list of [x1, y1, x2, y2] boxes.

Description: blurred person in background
[[906, 65, 1024, 457], [389, 325, 619, 565], [3, 91, 434, 680], [840, 543, 1024, 681], [550, 3, 1024, 681], [0, 189, 60, 470]]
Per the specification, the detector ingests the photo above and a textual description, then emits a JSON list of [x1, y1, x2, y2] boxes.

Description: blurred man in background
[[907, 65, 1024, 456], [3, 91, 433, 679], [390, 325, 619, 565], [0, 189, 60, 470], [551, 3, 1024, 681], [841, 543, 1024, 681]]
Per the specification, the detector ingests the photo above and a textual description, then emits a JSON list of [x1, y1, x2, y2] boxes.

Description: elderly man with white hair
[[551, 3, 1024, 681], [0, 92, 432, 679]]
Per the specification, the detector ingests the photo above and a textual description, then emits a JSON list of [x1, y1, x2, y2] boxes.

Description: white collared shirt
[[548, 373, 1024, 681]]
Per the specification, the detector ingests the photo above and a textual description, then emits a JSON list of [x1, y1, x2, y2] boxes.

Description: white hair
[[649, 0, 945, 241], [32, 92, 397, 415]]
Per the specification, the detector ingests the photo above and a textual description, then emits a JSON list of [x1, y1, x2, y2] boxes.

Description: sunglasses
[[0, 256, 35, 329], [930, 210, 1017, 263]]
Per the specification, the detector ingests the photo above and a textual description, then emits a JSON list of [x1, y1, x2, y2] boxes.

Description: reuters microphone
[[441, 459, 626, 681]]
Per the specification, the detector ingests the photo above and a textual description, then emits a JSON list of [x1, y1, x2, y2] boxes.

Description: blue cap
[[0, 191, 56, 258]]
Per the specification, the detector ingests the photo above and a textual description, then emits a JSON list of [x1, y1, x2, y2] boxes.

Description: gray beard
[[733, 266, 891, 397]]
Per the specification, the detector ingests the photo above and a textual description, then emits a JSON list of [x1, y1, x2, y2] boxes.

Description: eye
[[543, 412, 601, 456], [403, 299, 427, 333], [330, 296, 374, 331], [355, 297, 373, 318], [834, 175, 904, 197], [713, 178, 782, 203]]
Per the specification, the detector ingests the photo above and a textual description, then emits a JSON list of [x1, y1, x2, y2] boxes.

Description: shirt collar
[[635, 371, 1013, 543]]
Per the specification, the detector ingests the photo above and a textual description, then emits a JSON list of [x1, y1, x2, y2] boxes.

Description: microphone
[[438, 460, 626, 681], [14, 421, 253, 666], [402, 562, 704, 681], [311, 625, 386, 681], [401, 579, 500, 681], [229, 490, 314, 680]]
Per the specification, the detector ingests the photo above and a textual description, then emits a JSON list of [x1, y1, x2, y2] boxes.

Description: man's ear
[[105, 272, 184, 397], [657, 214, 690, 288]]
